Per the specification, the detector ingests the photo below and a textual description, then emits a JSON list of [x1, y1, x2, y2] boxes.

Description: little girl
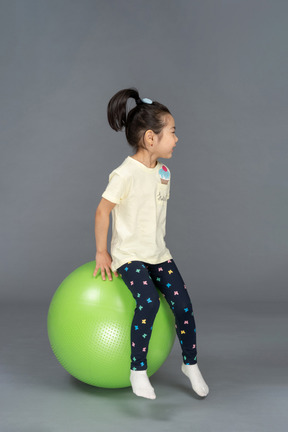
[[93, 88, 209, 400]]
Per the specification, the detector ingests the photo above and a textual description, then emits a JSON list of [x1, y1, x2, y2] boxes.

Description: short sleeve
[[101, 171, 130, 204]]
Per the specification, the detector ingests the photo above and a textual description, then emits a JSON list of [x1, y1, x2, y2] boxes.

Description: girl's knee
[[173, 301, 193, 318], [135, 292, 160, 318]]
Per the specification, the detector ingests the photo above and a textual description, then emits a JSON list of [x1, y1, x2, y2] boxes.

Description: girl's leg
[[146, 259, 209, 397], [117, 261, 160, 399], [145, 259, 197, 365], [118, 261, 160, 371]]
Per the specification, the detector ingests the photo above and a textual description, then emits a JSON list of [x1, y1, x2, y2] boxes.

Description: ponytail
[[107, 87, 171, 150]]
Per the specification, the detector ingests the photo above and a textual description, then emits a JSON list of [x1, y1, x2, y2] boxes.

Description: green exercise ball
[[47, 261, 176, 388]]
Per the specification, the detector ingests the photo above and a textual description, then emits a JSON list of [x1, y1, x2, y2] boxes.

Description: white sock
[[130, 370, 156, 400], [181, 363, 209, 397]]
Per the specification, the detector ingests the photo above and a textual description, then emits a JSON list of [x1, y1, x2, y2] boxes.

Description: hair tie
[[136, 97, 153, 105], [142, 98, 153, 104]]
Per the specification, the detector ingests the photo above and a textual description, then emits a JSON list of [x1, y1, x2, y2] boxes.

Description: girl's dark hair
[[107, 88, 171, 150]]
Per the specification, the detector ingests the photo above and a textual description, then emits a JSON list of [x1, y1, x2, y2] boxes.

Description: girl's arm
[[93, 197, 118, 281]]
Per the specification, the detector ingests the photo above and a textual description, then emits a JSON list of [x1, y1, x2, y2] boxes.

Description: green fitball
[[47, 261, 176, 388]]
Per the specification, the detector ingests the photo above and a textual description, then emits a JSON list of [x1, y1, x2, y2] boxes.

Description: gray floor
[[1, 301, 287, 432]]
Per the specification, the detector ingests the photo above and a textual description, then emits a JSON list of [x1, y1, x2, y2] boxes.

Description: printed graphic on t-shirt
[[158, 165, 170, 184]]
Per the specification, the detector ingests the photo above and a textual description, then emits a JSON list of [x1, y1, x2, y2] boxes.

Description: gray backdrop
[[2, 0, 288, 307], [1, 2, 287, 431], [1, 0, 287, 304]]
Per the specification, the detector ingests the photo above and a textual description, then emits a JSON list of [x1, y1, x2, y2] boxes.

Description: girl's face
[[154, 114, 178, 159]]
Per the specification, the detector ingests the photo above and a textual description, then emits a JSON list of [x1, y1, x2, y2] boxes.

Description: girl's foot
[[130, 370, 156, 400], [181, 363, 209, 397]]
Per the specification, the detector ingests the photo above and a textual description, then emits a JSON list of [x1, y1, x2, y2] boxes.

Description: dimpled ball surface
[[47, 261, 176, 388]]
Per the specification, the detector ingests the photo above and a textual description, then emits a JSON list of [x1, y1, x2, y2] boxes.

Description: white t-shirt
[[102, 156, 173, 272]]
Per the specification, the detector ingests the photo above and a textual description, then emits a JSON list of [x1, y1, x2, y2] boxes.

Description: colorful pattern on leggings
[[117, 259, 197, 371]]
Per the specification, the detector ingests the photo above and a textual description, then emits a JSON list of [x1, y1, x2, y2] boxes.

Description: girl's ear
[[144, 129, 155, 146]]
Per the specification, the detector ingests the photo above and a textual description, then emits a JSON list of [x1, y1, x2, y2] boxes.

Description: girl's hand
[[93, 251, 118, 281]]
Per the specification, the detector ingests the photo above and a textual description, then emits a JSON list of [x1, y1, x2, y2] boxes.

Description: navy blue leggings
[[117, 259, 197, 371]]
